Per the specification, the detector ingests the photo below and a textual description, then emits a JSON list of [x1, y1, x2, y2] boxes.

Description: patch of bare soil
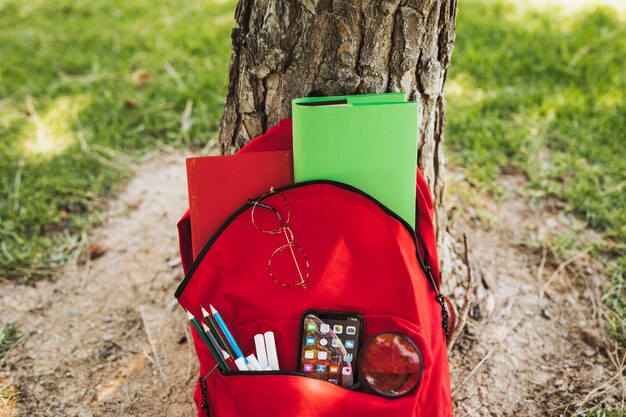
[[446, 172, 621, 416], [0, 154, 620, 416], [1, 152, 195, 416]]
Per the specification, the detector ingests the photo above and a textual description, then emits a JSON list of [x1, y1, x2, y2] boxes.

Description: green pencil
[[201, 306, 235, 359], [186, 310, 228, 372]]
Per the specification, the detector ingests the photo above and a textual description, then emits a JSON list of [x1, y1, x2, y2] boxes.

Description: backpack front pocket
[[180, 181, 447, 416], [201, 314, 430, 417]]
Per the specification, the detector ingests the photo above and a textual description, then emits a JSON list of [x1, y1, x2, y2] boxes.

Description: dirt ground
[[0, 152, 620, 416], [445, 172, 620, 416]]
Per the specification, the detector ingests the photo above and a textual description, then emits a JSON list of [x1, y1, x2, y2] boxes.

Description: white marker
[[246, 354, 263, 371], [234, 357, 249, 371], [264, 331, 280, 371], [254, 334, 269, 370]]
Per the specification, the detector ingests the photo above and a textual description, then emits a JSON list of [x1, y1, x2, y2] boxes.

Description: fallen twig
[[573, 375, 621, 412], [178, 99, 193, 145], [163, 61, 186, 90], [12, 159, 24, 214], [72, 231, 88, 282], [79, 249, 92, 291], [604, 344, 626, 410], [536, 245, 547, 297], [448, 233, 475, 354], [452, 318, 523, 394], [139, 307, 166, 381], [546, 344, 626, 414], [459, 401, 485, 417], [184, 324, 193, 383], [540, 248, 591, 298]]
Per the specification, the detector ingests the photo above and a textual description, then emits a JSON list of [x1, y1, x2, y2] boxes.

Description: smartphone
[[298, 310, 363, 388]]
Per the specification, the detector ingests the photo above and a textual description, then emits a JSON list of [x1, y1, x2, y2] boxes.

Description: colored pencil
[[202, 322, 236, 370], [201, 306, 235, 359], [186, 310, 228, 372], [209, 304, 249, 365]]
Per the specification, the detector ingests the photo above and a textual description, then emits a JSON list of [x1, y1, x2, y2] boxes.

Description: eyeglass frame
[[248, 189, 310, 289]]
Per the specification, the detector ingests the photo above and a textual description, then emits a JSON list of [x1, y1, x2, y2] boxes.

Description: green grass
[[576, 403, 626, 417], [0, 0, 624, 412], [0, 0, 623, 349], [0, 323, 20, 359], [0, 387, 19, 414], [446, 1, 626, 345], [0, 0, 237, 279], [605, 257, 626, 346]]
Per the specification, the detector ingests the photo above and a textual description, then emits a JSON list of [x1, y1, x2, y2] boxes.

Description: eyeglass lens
[[251, 193, 290, 234], [269, 243, 309, 287], [358, 333, 423, 397], [250, 191, 309, 288]]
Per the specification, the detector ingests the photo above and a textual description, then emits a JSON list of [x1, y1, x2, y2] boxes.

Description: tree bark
[[218, 0, 457, 278]]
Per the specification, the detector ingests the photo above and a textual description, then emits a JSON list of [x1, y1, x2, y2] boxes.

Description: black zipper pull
[[435, 293, 449, 338], [424, 265, 438, 294], [199, 375, 210, 416], [414, 239, 448, 337]]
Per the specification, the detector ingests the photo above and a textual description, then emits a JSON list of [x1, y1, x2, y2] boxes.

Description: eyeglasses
[[352, 332, 423, 398], [248, 188, 310, 289]]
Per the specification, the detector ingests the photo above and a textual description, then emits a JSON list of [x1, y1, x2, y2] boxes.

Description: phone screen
[[298, 311, 362, 387]]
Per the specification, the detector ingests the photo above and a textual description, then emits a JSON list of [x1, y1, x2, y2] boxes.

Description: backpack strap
[[415, 169, 440, 285], [414, 170, 449, 337], [238, 118, 293, 154], [177, 118, 440, 281], [177, 210, 193, 276]]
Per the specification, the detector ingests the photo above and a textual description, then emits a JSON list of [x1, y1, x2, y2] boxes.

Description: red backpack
[[176, 119, 453, 416]]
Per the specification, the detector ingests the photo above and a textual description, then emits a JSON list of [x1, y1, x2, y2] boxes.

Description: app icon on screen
[[318, 351, 328, 360], [307, 322, 318, 332], [333, 325, 343, 334], [303, 364, 314, 373], [344, 353, 353, 362], [316, 364, 327, 372], [304, 350, 315, 359], [346, 326, 356, 335], [329, 365, 339, 373], [329, 378, 338, 385], [331, 339, 342, 347], [319, 338, 328, 346], [345, 340, 355, 349], [342, 367, 352, 376], [306, 336, 316, 346], [320, 324, 330, 333]]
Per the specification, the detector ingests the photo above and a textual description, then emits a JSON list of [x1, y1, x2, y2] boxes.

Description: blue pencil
[[209, 304, 249, 365]]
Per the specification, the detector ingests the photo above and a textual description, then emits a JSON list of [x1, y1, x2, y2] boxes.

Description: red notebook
[[186, 151, 293, 258]]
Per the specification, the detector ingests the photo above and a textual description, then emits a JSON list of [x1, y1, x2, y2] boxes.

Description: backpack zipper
[[175, 180, 440, 298]]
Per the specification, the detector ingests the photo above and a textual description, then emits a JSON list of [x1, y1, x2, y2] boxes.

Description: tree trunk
[[218, 0, 457, 278]]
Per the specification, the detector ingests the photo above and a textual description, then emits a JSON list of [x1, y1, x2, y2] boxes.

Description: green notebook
[[292, 93, 419, 228]]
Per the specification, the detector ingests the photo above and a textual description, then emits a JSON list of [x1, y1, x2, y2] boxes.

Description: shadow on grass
[[0, 0, 237, 279], [446, 0, 626, 349]]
